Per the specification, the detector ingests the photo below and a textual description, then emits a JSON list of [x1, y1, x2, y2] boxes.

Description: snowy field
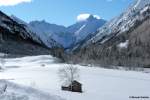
[[0, 55, 150, 100]]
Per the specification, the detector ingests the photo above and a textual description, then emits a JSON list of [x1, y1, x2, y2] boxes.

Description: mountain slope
[[69, 1, 150, 67], [0, 11, 52, 56], [29, 20, 67, 34], [85, 0, 150, 46], [28, 20, 75, 48], [70, 0, 150, 51], [11, 16, 62, 48]]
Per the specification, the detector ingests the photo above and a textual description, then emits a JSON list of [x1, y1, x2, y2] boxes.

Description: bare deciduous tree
[[58, 64, 80, 86]]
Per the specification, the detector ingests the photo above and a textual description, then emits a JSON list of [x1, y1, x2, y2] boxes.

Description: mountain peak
[[77, 14, 101, 22]]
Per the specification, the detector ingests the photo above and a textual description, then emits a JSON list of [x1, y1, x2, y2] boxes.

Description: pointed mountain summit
[[67, 14, 106, 44]]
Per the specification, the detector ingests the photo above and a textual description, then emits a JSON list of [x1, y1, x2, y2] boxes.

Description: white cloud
[[93, 15, 101, 19], [77, 13, 100, 22], [77, 13, 90, 22], [0, 0, 32, 6]]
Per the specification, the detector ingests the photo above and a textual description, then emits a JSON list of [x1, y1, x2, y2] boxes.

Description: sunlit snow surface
[[0, 55, 150, 100]]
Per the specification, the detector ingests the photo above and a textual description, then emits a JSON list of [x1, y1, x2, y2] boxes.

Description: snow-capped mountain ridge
[[10, 15, 44, 45], [10, 15, 62, 48], [6, 13, 106, 48], [0, 11, 35, 41], [28, 14, 106, 48], [29, 20, 75, 48], [29, 20, 67, 35], [84, 0, 150, 46]]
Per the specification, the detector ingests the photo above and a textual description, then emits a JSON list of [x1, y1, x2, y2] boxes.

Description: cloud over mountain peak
[[77, 13, 101, 22]]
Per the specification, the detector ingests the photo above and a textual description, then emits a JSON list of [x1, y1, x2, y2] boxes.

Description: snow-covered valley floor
[[0, 55, 150, 100]]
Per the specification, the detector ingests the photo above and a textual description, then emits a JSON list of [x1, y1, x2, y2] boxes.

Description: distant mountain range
[[11, 14, 106, 48], [29, 15, 106, 48]]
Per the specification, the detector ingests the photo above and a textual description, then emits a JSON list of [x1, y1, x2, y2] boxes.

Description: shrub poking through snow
[[0, 58, 5, 70], [0, 84, 7, 94]]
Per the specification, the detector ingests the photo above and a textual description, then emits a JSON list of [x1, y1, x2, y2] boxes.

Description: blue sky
[[0, 0, 134, 26]]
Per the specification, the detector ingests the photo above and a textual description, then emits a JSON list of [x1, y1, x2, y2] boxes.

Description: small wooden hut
[[61, 80, 82, 93]]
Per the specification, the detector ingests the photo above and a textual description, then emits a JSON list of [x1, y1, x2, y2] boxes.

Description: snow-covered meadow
[[0, 55, 150, 100]]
